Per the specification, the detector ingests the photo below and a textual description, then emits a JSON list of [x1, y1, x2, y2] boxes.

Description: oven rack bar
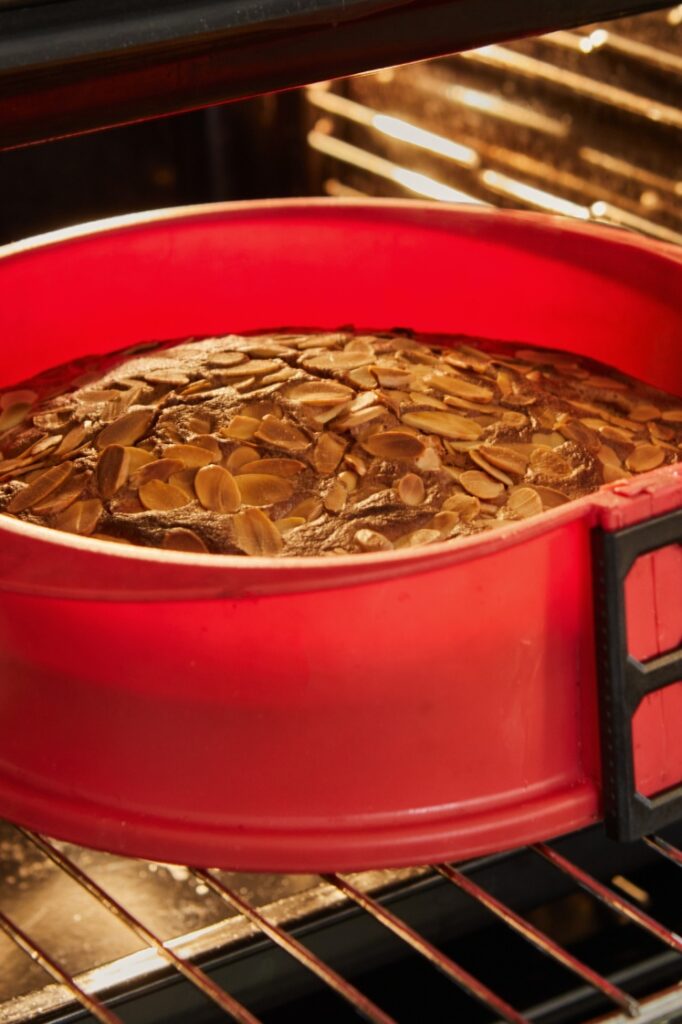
[[16, 830, 262, 1024], [2, 829, 681, 1024], [0, 908, 121, 1024]]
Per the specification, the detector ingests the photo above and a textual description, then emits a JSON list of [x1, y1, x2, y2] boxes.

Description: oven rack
[[306, 6, 682, 248], [1, 825, 681, 1024]]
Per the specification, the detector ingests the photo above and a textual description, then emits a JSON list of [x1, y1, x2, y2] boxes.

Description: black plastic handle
[[593, 506, 682, 842]]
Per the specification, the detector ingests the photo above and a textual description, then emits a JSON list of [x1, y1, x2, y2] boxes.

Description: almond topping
[[626, 444, 665, 473], [97, 409, 154, 449], [161, 528, 209, 553], [220, 415, 261, 440], [507, 487, 543, 518], [232, 508, 283, 556], [363, 430, 426, 461], [53, 498, 103, 535], [236, 473, 295, 506], [254, 415, 309, 451], [401, 410, 483, 441], [459, 470, 504, 500], [314, 432, 347, 475], [139, 479, 191, 510], [96, 445, 131, 498], [7, 463, 73, 512], [194, 465, 241, 512], [397, 472, 425, 506], [354, 528, 393, 552]]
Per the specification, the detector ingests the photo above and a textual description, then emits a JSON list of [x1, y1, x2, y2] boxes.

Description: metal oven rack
[[1, 823, 681, 1024], [305, 6, 682, 247]]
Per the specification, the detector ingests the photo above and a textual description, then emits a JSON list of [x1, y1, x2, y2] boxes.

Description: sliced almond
[[397, 472, 425, 506], [1, 389, 37, 411], [323, 480, 347, 513], [344, 451, 368, 476], [469, 450, 514, 487], [216, 358, 282, 378], [124, 446, 156, 472], [254, 415, 309, 452], [442, 492, 480, 520], [168, 469, 197, 499], [191, 434, 222, 460], [275, 516, 306, 535], [426, 373, 493, 403], [54, 498, 103, 535], [313, 432, 347, 475], [626, 444, 665, 473], [401, 410, 483, 441], [459, 470, 504, 500], [290, 496, 323, 521], [56, 423, 89, 457], [0, 402, 32, 434], [220, 415, 261, 440], [96, 445, 131, 498], [225, 445, 259, 472], [302, 350, 374, 372], [232, 508, 283, 556], [661, 409, 682, 423], [507, 487, 543, 518], [30, 434, 63, 457], [162, 443, 215, 468], [287, 381, 353, 406], [333, 406, 386, 430], [97, 409, 154, 449], [238, 458, 305, 477], [161, 528, 209, 553], [32, 472, 88, 515], [558, 420, 601, 452], [338, 469, 358, 492], [236, 473, 295, 506], [532, 485, 570, 508], [430, 511, 460, 538], [602, 463, 630, 483], [371, 365, 413, 389], [207, 351, 248, 368], [7, 462, 73, 512], [409, 392, 448, 410], [139, 479, 191, 510], [597, 444, 621, 468], [354, 528, 393, 552], [346, 366, 377, 389], [402, 528, 441, 547], [629, 403, 661, 423], [480, 445, 528, 476], [194, 465, 241, 512], [362, 430, 426, 461]]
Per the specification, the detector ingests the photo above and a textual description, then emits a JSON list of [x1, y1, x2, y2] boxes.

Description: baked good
[[1, 329, 681, 556]]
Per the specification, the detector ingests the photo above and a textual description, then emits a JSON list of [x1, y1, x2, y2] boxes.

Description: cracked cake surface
[[1, 329, 681, 556]]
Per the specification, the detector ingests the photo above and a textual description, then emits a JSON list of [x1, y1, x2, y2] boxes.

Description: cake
[[1, 329, 681, 556]]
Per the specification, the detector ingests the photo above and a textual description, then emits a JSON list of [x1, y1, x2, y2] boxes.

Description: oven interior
[[1, 3, 681, 1022]]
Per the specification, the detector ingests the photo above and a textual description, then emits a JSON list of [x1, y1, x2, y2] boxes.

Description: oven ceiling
[[0, 0, 672, 149]]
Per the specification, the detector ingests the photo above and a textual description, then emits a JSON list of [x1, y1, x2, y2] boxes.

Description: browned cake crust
[[1, 330, 681, 556]]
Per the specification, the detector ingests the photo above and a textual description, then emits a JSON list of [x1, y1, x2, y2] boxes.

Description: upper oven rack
[[0, 0, 672, 150]]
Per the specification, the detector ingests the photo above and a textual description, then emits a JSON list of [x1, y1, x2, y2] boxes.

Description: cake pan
[[0, 199, 681, 870]]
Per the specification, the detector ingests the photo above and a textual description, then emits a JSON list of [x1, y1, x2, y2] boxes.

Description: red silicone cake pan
[[0, 199, 681, 871]]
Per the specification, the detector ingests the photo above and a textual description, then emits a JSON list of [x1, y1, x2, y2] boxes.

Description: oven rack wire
[[1, 828, 681, 1024]]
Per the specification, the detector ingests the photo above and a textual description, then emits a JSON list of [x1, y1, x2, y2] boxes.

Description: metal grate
[[1, 825, 681, 1024], [305, 5, 682, 246]]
